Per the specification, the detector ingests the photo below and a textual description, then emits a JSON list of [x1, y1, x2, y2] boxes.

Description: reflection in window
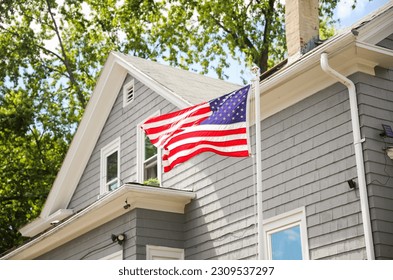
[[100, 137, 120, 195], [106, 151, 118, 191], [263, 207, 309, 260], [270, 225, 302, 260]]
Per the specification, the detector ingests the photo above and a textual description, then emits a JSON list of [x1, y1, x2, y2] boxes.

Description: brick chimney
[[285, 0, 319, 63]]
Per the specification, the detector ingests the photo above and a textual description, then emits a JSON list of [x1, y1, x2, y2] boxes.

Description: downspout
[[320, 53, 375, 260]]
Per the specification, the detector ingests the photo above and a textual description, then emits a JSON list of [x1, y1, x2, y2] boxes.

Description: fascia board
[[33, 53, 127, 220], [356, 3, 393, 44], [111, 52, 192, 109], [255, 31, 393, 122], [4, 184, 195, 260]]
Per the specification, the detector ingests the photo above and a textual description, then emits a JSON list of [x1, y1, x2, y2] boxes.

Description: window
[[263, 207, 309, 260], [123, 79, 135, 107], [146, 245, 184, 260], [100, 250, 123, 260], [100, 137, 121, 194], [137, 112, 161, 185], [144, 135, 158, 180]]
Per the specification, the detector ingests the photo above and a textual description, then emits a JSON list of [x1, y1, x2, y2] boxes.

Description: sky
[[226, 0, 391, 85], [334, 0, 389, 28], [40, 0, 391, 85]]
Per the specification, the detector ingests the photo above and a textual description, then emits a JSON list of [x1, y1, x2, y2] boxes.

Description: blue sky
[[333, 0, 389, 28], [225, 0, 390, 85]]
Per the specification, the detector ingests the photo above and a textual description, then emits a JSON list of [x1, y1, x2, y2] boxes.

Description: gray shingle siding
[[36, 209, 184, 260], [68, 74, 176, 211], [377, 33, 393, 50], [356, 69, 393, 260], [55, 60, 393, 260]]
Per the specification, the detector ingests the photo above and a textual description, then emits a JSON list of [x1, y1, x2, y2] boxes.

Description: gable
[[68, 73, 177, 212]]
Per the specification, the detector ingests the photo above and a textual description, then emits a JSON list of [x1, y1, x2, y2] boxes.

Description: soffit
[[3, 184, 195, 260]]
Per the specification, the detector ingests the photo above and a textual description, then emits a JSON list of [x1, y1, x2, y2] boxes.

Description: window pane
[[107, 151, 118, 182], [270, 225, 302, 260], [144, 154, 157, 180], [145, 135, 157, 160], [107, 179, 118, 191]]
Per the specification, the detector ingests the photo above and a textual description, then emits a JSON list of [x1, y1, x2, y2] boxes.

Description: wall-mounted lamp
[[347, 179, 357, 190], [380, 124, 393, 138], [111, 233, 126, 245], [124, 199, 130, 210]]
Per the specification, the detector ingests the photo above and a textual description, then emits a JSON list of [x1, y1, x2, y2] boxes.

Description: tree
[[0, 0, 343, 254]]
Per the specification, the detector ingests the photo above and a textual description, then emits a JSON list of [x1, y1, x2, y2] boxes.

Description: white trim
[[2, 184, 195, 260], [263, 207, 309, 260], [112, 52, 192, 109], [137, 111, 161, 184], [100, 250, 123, 260], [123, 79, 135, 107], [146, 245, 184, 260], [356, 1, 393, 44], [100, 137, 121, 195]]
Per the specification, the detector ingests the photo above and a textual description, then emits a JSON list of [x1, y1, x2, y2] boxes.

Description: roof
[[113, 52, 240, 105]]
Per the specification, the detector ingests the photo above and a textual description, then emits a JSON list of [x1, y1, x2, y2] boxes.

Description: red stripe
[[164, 148, 249, 172], [163, 139, 248, 160], [143, 103, 206, 124], [164, 127, 247, 147], [145, 114, 208, 135]]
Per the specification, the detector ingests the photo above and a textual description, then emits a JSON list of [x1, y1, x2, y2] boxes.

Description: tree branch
[[45, 0, 86, 107]]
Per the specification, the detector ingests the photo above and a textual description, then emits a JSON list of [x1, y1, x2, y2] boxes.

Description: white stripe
[[148, 111, 212, 146], [164, 122, 246, 148], [174, 122, 246, 132], [141, 103, 210, 130], [165, 133, 248, 150], [163, 144, 249, 167]]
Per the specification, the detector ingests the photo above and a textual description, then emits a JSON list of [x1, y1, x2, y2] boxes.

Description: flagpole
[[252, 66, 265, 260]]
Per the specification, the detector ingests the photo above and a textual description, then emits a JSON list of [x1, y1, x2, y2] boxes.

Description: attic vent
[[123, 80, 135, 107]]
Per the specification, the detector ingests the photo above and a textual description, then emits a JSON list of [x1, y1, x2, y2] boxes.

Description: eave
[[254, 37, 393, 123], [2, 184, 195, 260]]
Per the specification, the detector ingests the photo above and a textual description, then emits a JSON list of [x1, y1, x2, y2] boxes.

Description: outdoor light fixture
[[123, 199, 130, 210], [347, 179, 357, 190], [380, 124, 393, 160], [111, 233, 126, 245], [380, 124, 393, 138]]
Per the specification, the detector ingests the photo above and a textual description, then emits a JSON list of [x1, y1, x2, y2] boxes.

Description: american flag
[[141, 85, 251, 172]]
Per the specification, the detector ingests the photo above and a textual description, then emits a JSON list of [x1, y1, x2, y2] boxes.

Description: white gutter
[[320, 53, 375, 260]]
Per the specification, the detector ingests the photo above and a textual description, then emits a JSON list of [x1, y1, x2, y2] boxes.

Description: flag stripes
[[141, 85, 251, 172]]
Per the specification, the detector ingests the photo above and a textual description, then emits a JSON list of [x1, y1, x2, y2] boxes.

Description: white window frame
[[146, 245, 184, 260], [123, 79, 135, 107], [137, 111, 161, 184], [100, 137, 121, 195], [100, 250, 123, 260], [263, 207, 310, 260]]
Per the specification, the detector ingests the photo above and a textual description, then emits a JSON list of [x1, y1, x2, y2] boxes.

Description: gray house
[[2, 1, 393, 260]]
